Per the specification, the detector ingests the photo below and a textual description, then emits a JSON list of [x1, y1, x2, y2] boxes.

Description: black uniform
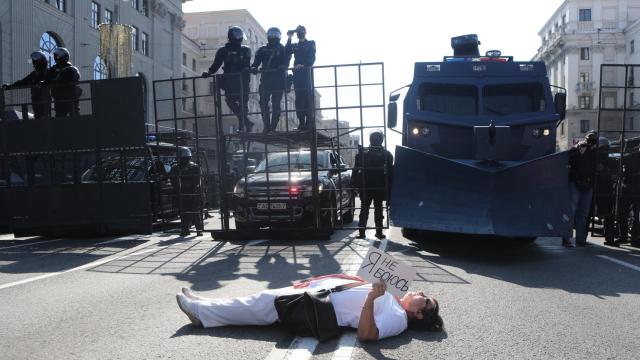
[[594, 150, 617, 243], [617, 152, 640, 244], [251, 43, 290, 131], [285, 38, 316, 129], [170, 161, 203, 235], [48, 62, 81, 117], [5, 68, 52, 118], [208, 43, 252, 131], [353, 146, 394, 232]]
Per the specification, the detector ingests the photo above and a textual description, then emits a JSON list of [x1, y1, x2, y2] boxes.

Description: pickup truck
[[232, 150, 355, 231]]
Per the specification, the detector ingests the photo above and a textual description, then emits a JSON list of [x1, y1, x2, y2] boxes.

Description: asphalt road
[[1, 228, 639, 360]]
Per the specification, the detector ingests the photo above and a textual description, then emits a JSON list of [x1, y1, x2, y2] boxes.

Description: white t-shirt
[[307, 278, 408, 339]]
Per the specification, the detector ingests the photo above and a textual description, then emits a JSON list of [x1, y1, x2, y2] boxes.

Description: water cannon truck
[[387, 34, 572, 239]]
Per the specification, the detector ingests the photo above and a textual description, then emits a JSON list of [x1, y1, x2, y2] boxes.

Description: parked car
[[232, 150, 354, 231]]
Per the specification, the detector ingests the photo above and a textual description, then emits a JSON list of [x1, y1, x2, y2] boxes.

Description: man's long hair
[[408, 298, 444, 332]]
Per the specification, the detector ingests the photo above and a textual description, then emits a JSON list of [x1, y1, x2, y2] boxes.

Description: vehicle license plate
[[257, 203, 287, 210]]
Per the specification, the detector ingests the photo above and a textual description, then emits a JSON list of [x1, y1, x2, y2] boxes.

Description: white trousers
[[192, 286, 303, 328]]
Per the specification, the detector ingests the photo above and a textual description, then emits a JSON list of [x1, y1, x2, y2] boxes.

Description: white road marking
[[264, 337, 318, 360], [597, 255, 640, 272], [0, 238, 66, 251], [0, 239, 173, 291], [331, 332, 358, 360]]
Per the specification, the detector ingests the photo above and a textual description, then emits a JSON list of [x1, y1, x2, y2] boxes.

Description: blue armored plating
[[387, 34, 572, 238]]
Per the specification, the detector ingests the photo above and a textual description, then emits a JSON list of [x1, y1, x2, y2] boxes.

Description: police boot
[[375, 229, 386, 239], [356, 229, 366, 239]]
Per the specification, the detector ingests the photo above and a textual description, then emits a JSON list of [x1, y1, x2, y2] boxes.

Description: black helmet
[[53, 47, 70, 64], [295, 25, 306, 37], [177, 147, 192, 159], [369, 131, 384, 146], [30, 51, 48, 68], [227, 26, 245, 43], [586, 130, 598, 145], [267, 27, 281, 44]]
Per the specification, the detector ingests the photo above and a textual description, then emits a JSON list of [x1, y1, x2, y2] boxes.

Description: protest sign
[[356, 246, 416, 297]]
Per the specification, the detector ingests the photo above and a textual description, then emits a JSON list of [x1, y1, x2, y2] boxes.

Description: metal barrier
[[0, 77, 152, 236], [152, 63, 389, 239], [592, 64, 640, 243]]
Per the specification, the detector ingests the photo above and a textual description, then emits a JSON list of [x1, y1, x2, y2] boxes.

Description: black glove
[[201, 72, 211, 78], [250, 67, 258, 75]]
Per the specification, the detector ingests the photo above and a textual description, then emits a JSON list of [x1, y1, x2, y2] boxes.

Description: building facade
[[0, 0, 191, 124], [535, 0, 640, 150]]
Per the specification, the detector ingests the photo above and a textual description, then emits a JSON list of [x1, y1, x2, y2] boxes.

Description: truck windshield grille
[[483, 82, 545, 116], [419, 83, 478, 115]]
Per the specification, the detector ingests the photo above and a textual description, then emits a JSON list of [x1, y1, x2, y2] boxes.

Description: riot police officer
[[616, 151, 640, 246], [48, 47, 81, 117], [251, 27, 291, 132], [203, 26, 254, 133], [353, 131, 393, 239], [170, 147, 204, 237], [285, 25, 316, 130], [594, 137, 617, 246], [2, 51, 51, 118]]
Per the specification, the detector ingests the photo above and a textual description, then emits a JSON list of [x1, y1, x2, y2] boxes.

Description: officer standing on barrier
[[616, 151, 640, 246], [353, 131, 394, 239], [48, 47, 81, 117], [594, 137, 617, 246], [251, 27, 290, 132], [203, 26, 254, 133], [285, 25, 316, 130], [170, 147, 204, 237], [2, 51, 51, 118]]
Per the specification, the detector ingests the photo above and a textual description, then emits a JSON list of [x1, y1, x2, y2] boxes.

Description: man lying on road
[[176, 273, 443, 341]]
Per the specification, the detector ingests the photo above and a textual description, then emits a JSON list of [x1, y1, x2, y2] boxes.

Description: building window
[[192, 59, 196, 72], [141, 32, 149, 56], [131, 0, 139, 11], [580, 72, 590, 83], [55, 0, 66, 12], [131, 26, 138, 51], [93, 56, 108, 80], [580, 120, 590, 133], [182, 72, 188, 91], [560, 121, 565, 135], [91, 2, 101, 29], [579, 9, 592, 22], [182, 53, 187, 66], [631, 116, 635, 130], [142, 0, 149, 17], [39, 32, 62, 67], [631, 92, 636, 108], [580, 47, 590, 60], [579, 96, 592, 109], [105, 9, 113, 25]]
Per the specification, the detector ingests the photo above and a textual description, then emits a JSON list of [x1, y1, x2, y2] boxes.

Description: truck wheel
[[320, 199, 336, 234]]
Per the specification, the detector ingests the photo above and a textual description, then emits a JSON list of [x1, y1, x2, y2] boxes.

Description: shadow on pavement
[[0, 238, 148, 275], [397, 230, 640, 297], [171, 323, 293, 345]]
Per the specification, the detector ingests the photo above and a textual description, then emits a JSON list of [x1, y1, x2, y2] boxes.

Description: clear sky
[[184, 0, 565, 89], [183, 0, 565, 146]]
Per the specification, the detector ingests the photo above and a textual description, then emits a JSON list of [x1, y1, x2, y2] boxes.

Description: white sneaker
[[176, 293, 202, 327], [182, 287, 208, 301]]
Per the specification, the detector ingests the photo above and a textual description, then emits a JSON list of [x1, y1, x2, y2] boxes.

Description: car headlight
[[233, 184, 246, 198]]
